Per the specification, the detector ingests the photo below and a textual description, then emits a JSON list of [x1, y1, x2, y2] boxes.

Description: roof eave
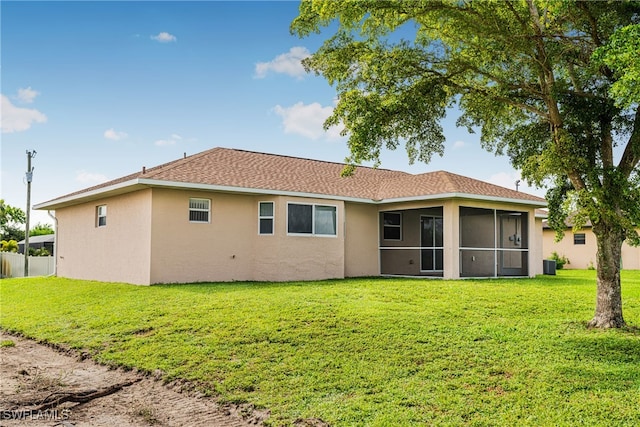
[[34, 179, 146, 210], [376, 192, 547, 207]]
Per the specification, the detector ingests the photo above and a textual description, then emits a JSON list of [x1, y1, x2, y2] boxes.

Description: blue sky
[[2, 1, 545, 227]]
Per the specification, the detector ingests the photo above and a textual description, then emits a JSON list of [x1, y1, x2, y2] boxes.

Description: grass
[[1, 270, 639, 426]]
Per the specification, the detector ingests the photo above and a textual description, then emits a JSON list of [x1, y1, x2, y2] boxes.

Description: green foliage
[[27, 247, 50, 257], [593, 24, 640, 108], [0, 200, 26, 241], [1, 273, 639, 426], [29, 223, 54, 237], [549, 251, 570, 270], [1, 225, 25, 243], [292, 1, 640, 228], [0, 199, 26, 226], [0, 340, 16, 348], [292, 1, 639, 181], [0, 239, 19, 253]]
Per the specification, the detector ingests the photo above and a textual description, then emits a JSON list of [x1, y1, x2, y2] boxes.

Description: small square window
[[189, 198, 210, 223], [383, 212, 402, 240], [259, 201, 274, 235], [574, 233, 586, 245], [96, 205, 107, 227]]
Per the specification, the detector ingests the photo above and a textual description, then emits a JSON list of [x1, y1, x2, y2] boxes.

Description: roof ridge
[[428, 170, 521, 193], [435, 170, 457, 192], [223, 147, 408, 174], [374, 170, 448, 199]]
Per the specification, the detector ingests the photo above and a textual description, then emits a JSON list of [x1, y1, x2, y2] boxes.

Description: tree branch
[[576, 2, 602, 47], [619, 106, 640, 178]]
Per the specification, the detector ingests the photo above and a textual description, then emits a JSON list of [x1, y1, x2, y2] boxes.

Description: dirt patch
[[0, 332, 268, 426]]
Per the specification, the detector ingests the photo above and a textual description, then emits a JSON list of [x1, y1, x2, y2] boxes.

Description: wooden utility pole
[[24, 150, 36, 277]]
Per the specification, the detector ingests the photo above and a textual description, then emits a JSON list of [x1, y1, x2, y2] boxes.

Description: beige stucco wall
[[543, 228, 640, 270], [254, 195, 345, 282], [343, 202, 379, 277], [148, 190, 346, 284], [55, 190, 152, 285], [149, 189, 255, 283], [52, 186, 545, 285], [533, 217, 544, 275]]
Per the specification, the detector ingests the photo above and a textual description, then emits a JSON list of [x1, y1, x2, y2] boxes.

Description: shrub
[[0, 239, 18, 253], [549, 251, 570, 269], [28, 247, 50, 257]]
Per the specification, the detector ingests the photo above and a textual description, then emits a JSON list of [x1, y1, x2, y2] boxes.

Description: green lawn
[[1, 271, 640, 426]]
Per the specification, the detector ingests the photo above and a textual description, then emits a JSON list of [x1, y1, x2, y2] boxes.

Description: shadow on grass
[[155, 279, 344, 292], [560, 325, 640, 363], [554, 326, 640, 392], [152, 276, 425, 293]]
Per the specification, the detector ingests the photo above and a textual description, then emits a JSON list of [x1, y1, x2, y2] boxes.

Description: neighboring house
[[18, 234, 55, 256], [35, 147, 547, 285], [543, 222, 640, 270]]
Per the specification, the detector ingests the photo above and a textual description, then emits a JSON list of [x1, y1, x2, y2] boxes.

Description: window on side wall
[[96, 205, 107, 227], [574, 233, 586, 245], [259, 201, 274, 235], [287, 203, 336, 236], [189, 198, 210, 223], [383, 212, 402, 240]]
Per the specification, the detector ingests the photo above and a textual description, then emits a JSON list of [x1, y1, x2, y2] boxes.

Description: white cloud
[[103, 128, 128, 141], [273, 102, 343, 140], [154, 133, 183, 146], [1, 94, 47, 133], [452, 140, 466, 149], [16, 87, 39, 104], [151, 32, 177, 43], [76, 170, 108, 184], [255, 47, 310, 79]]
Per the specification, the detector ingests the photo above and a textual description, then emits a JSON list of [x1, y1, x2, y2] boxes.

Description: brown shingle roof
[[36, 147, 546, 208], [376, 170, 543, 201]]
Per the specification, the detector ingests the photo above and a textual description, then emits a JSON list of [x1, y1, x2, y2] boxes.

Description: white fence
[[0, 252, 55, 278]]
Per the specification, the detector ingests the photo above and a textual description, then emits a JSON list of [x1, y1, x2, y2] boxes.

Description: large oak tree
[[292, 0, 640, 328]]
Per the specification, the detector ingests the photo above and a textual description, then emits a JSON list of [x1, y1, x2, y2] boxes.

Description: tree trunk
[[588, 222, 626, 328]]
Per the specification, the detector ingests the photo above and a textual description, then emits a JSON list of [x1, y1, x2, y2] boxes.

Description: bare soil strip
[[0, 332, 268, 426]]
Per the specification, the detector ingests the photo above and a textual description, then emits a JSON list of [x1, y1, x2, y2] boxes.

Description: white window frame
[[258, 201, 275, 235], [189, 198, 211, 223], [96, 205, 107, 228], [382, 212, 402, 241], [286, 202, 338, 237]]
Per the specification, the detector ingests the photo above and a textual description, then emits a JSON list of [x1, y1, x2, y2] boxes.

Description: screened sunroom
[[379, 205, 530, 278], [380, 207, 445, 277], [459, 207, 529, 277]]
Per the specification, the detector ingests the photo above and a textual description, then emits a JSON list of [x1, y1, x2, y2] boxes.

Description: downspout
[[47, 210, 58, 276]]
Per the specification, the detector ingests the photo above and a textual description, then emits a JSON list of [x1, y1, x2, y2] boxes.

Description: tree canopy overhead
[[292, 0, 640, 328]]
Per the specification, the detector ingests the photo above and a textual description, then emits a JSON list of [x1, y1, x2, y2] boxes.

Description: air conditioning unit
[[543, 259, 556, 275]]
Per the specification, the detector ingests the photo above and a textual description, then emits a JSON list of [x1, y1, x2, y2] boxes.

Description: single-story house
[[35, 147, 547, 285], [18, 234, 55, 256], [542, 221, 640, 270]]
